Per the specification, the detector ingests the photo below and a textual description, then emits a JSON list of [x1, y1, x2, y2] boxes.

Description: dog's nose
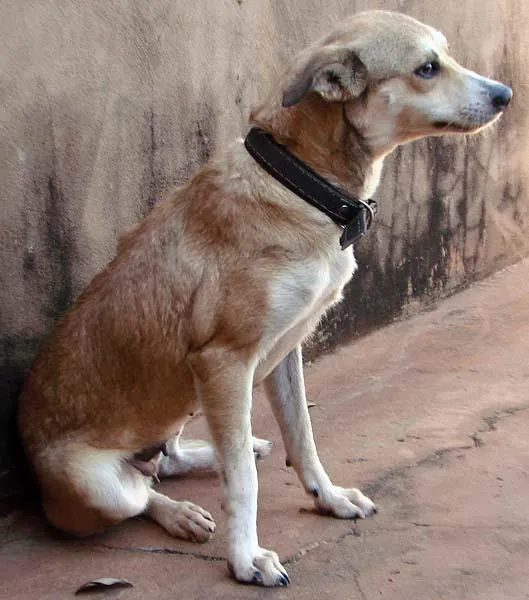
[[491, 84, 513, 111]]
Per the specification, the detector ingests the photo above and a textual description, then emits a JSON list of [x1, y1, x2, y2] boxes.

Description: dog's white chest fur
[[272, 246, 356, 322], [256, 245, 357, 379]]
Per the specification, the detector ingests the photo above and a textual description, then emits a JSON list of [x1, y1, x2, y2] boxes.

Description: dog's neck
[[251, 94, 385, 201]]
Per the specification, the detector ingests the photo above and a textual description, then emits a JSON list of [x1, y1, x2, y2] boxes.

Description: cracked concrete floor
[[2, 259, 529, 600]]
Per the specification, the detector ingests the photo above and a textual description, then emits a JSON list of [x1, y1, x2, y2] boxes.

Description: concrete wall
[[1, 0, 528, 507]]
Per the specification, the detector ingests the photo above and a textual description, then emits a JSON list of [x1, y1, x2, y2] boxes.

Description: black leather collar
[[244, 127, 377, 250]]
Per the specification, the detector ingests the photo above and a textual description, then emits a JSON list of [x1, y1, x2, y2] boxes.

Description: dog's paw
[[159, 500, 216, 542], [315, 486, 377, 519], [228, 547, 290, 587], [252, 437, 273, 461]]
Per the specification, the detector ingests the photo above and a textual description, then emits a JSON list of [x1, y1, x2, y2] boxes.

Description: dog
[[18, 10, 511, 587]]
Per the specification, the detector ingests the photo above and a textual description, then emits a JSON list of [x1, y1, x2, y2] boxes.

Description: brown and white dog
[[18, 10, 511, 587]]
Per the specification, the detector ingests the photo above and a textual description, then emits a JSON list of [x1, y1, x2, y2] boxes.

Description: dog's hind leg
[[39, 446, 153, 537], [157, 429, 216, 478], [39, 444, 215, 542], [158, 428, 273, 478]]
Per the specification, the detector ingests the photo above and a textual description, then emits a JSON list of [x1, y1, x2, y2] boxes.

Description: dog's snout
[[491, 84, 513, 111]]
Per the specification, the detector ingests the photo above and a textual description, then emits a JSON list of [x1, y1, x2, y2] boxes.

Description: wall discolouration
[[1, 0, 528, 506]]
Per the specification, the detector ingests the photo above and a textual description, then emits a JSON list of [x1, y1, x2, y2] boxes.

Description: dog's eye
[[414, 61, 441, 79]]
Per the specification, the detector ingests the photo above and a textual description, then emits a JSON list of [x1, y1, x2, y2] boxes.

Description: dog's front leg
[[189, 347, 289, 587], [264, 345, 377, 519]]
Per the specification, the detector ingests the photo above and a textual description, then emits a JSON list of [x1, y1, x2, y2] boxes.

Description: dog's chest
[[263, 247, 357, 350]]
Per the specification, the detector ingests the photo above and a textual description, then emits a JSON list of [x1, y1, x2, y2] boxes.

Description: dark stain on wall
[[183, 84, 217, 176], [144, 107, 158, 214], [0, 119, 79, 511], [195, 119, 213, 165], [0, 336, 40, 515], [140, 107, 175, 218], [44, 174, 75, 320]]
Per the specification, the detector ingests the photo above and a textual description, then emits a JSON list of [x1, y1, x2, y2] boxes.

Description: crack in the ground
[[87, 529, 366, 568], [471, 433, 484, 447], [353, 573, 368, 600], [283, 526, 362, 566], [470, 405, 528, 447], [364, 403, 529, 499], [87, 542, 225, 562]]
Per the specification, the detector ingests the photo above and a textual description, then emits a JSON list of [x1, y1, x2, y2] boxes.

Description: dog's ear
[[282, 49, 367, 107]]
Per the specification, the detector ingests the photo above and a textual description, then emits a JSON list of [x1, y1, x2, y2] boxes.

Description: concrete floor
[[1, 259, 529, 600]]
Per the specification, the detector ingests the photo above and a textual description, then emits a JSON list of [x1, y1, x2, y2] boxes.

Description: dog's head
[[252, 11, 512, 159]]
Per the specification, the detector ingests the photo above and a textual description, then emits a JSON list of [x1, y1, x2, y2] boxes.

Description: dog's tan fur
[[18, 11, 511, 586]]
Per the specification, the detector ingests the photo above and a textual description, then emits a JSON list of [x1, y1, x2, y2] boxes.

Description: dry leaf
[[75, 578, 133, 595]]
